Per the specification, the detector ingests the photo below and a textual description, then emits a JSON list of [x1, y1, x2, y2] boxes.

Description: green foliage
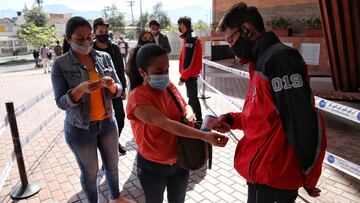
[[149, 2, 171, 29], [193, 20, 210, 31], [18, 23, 56, 50], [297, 16, 322, 29], [266, 16, 292, 29], [23, 4, 48, 27], [102, 4, 126, 34]]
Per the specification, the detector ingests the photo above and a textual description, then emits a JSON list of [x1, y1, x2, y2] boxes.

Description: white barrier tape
[[0, 87, 53, 138], [0, 109, 61, 192], [199, 75, 243, 112], [203, 59, 360, 124], [324, 152, 360, 180], [202, 60, 360, 180], [203, 59, 250, 79], [315, 97, 360, 124]]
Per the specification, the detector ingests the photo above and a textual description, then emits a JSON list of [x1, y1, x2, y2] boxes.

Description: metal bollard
[[5, 102, 40, 199], [199, 62, 210, 99]]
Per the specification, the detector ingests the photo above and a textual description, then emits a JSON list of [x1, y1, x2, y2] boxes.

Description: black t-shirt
[[93, 42, 127, 90]]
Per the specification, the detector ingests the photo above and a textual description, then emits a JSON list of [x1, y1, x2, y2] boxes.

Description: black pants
[[112, 97, 125, 138], [137, 153, 189, 203], [247, 183, 298, 203], [185, 77, 202, 121]]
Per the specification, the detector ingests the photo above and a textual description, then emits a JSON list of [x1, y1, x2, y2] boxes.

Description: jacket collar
[[68, 49, 101, 66], [180, 29, 193, 39], [251, 31, 280, 59]]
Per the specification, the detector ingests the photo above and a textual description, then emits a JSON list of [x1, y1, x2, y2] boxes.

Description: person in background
[[92, 17, 128, 155], [32, 49, 40, 68], [54, 40, 63, 59], [149, 19, 171, 54], [214, 3, 327, 202], [126, 43, 229, 203], [118, 37, 129, 66], [177, 16, 203, 125], [40, 44, 51, 73], [51, 16, 134, 203], [126, 30, 155, 91]]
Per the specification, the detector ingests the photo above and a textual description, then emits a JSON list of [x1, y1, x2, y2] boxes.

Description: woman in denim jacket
[[51, 16, 134, 203]]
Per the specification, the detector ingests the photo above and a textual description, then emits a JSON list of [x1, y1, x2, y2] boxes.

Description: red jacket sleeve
[[180, 39, 202, 81], [222, 112, 243, 130]]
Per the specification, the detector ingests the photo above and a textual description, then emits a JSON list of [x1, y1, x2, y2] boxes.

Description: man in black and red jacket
[[215, 3, 327, 202], [177, 16, 203, 124]]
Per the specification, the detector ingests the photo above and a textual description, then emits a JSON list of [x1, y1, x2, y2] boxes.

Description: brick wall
[[213, 0, 320, 31]]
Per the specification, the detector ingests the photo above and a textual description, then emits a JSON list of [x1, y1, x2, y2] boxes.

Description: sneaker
[[118, 144, 127, 155]]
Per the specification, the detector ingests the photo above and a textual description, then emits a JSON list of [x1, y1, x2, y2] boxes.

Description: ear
[[242, 22, 261, 41], [138, 68, 147, 78]]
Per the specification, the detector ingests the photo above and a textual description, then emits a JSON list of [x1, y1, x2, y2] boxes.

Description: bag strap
[[166, 86, 184, 116]]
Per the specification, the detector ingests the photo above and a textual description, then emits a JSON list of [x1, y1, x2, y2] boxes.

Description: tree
[[193, 20, 210, 30], [23, 4, 47, 27], [18, 23, 56, 50], [149, 2, 171, 29], [18, 4, 56, 50], [137, 12, 149, 29], [102, 4, 126, 34]]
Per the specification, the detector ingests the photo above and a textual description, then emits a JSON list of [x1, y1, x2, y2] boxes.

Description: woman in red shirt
[[126, 44, 228, 203]]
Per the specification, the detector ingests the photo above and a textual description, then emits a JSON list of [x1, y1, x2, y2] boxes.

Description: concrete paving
[[0, 60, 358, 203]]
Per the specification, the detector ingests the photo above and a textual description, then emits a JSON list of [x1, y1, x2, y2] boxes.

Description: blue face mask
[[148, 74, 170, 90]]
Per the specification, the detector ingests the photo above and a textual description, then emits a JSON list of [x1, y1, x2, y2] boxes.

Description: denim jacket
[[51, 49, 122, 129]]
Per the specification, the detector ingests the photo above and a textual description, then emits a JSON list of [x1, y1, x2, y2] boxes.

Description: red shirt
[[126, 83, 188, 164]]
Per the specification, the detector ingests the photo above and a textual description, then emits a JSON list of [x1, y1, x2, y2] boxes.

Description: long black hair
[[62, 16, 92, 53], [127, 44, 167, 91]]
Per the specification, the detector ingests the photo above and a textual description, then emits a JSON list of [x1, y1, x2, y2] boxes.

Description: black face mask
[[96, 34, 109, 43], [230, 36, 255, 60], [139, 40, 155, 46]]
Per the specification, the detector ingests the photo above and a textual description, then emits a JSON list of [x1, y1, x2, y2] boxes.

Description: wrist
[[201, 132, 209, 142]]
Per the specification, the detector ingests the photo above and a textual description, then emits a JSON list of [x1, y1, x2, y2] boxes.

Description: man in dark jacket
[[149, 19, 171, 54], [93, 18, 127, 155], [177, 16, 203, 124], [214, 2, 327, 202]]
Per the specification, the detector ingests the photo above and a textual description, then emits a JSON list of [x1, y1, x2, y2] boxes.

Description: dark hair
[[127, 44, 167, 90], [177, 16, 192, 30], [56, 40, 60, 44], [149, 19, 160, 26], [93, 17, 109, 32], [217, 2, 265, 33], [65, 16, 92, 39], [136, 30, 154, 46], [63, 38, 70, 53]]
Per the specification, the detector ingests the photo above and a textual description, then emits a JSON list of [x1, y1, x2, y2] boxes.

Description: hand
[[121, 91, 127, 100], [101, 76, 115, 89], [102, 76, 117, 94], [213, 115, 231, 133], [204, 132, 229, 147], [77, 80, 103, 94], [305, 188, 321, 197], [178, 81, 184, 86]]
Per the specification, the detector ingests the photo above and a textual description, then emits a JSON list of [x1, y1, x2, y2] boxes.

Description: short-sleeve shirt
[[126, 83, 187, 165]]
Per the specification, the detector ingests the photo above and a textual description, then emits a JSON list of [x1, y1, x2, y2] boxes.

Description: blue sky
[[0, 0, 212, 14]]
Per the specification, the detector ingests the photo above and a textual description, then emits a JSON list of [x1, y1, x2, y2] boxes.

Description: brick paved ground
[[0, 61, 359, 203]]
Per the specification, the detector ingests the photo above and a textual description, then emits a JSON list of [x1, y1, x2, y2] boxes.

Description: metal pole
[[140, 0, 143, 29], [200, 62, 210, 99], [6, 102, 40, 199]]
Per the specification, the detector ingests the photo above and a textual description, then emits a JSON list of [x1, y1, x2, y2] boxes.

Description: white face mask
[[70, 40, 93, 55]]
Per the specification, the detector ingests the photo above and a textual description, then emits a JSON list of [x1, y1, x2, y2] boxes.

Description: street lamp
[[127, 1, 135, 25]]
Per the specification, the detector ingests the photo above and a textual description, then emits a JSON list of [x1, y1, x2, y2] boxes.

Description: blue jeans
[[65, 117, 119, 203], [137, 153, 189, 203]]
